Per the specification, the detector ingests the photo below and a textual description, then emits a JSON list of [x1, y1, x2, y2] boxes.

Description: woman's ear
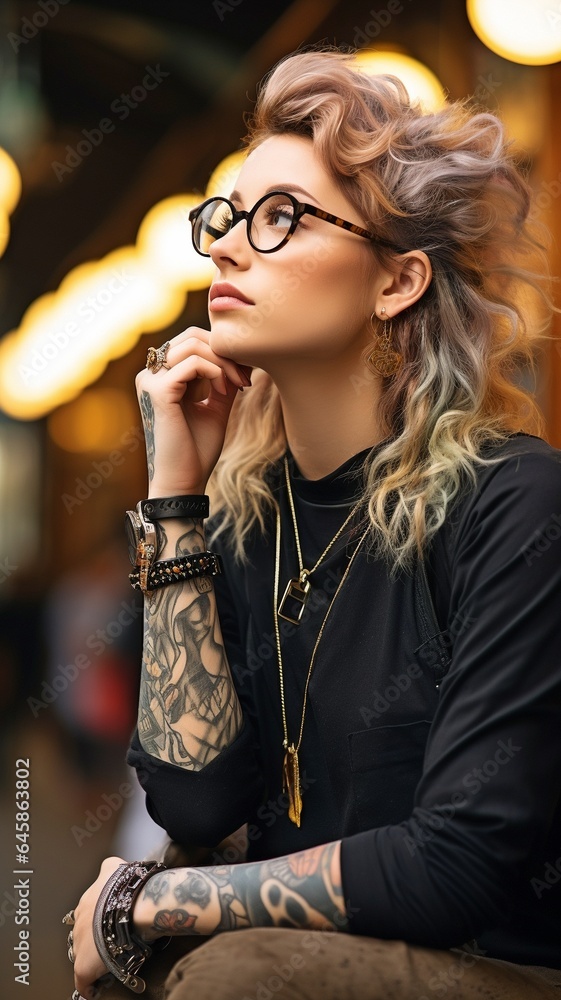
[[375, 251, 432, 317]]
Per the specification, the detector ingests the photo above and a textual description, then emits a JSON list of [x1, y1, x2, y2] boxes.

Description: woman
[[69, 48, 561, 999]]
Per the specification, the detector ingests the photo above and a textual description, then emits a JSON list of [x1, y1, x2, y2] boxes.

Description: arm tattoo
[[138, 517, 243, 768], [174, 871, 211, 908], [139, 842, 349, 938], [143, 872, 169, 903], [155, 521, 168, 560], [153, 909, 198, 933], [139, 390, 155, 482]]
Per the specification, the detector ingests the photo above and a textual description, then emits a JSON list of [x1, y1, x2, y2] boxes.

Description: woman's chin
[[209, 323, 257, 363]]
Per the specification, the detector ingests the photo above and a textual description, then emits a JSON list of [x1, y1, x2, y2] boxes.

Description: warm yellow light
[[137, 195, 215, 291], [48, 388, 138, 452], [0, 148, 22, 258], [467, 0, 561, 66], [353, 51, 446, 111], [0, 147, 22, 215], [0, 149, 243, 420], [0, 208, 10, 258], [0, 249, 185, 419], [205, 150, 247, 198]]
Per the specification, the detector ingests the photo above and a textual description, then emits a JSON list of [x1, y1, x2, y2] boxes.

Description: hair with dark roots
[[207, 47, 555, 577]]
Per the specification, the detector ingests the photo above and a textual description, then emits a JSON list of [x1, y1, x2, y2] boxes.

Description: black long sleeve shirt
[[127, 433, 561, 967]]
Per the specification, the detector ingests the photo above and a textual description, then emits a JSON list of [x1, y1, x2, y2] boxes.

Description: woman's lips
[[209, 282, 254, 310], [209, 296, 254, 311]]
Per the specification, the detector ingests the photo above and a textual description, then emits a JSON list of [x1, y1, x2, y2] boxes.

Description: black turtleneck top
[[127, 433, 561, 968]]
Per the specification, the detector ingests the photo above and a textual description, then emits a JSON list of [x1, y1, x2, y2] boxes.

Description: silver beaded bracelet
[[93, 861, 171, 994]]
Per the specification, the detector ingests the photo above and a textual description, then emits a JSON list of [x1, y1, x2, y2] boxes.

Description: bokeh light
[[353, 50, 446, 110], [467, 0, 561, 66]]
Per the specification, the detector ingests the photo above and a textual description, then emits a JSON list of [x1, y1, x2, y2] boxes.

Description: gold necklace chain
[[273, 459, 369, 827], [278, 454, 365, 625]]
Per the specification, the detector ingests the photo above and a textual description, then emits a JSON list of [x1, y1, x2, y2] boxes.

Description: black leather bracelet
[[93, 861, 170, 994], [129, 551, 222, 592], [140, 496, 209, 520]]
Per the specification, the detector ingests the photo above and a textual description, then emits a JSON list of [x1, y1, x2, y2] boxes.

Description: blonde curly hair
[[207, 47, 554, 577]]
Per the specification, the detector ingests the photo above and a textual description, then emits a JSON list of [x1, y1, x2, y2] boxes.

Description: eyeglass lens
[[193, 194, 296, 253]]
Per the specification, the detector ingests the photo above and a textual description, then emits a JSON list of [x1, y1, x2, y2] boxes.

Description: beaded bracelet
[[93, 861, 171, 994], [129, 551, 222, 592]]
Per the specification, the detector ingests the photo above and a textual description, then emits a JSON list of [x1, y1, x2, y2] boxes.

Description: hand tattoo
[[139, 390, 155, 482]]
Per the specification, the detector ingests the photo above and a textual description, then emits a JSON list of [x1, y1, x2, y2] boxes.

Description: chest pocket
[[347, 557, 451, 831]]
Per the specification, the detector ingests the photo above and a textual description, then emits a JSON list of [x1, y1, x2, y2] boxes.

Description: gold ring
[[62, 909, 76, 926], [146, 341, 171, 373]]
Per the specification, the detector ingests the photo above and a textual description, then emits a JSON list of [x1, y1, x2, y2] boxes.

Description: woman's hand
[[135, 327, 252, 496], [72, 856, 126, 999]]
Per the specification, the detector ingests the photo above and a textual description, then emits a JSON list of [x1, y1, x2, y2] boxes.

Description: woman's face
[[206, 134, 384, 368]]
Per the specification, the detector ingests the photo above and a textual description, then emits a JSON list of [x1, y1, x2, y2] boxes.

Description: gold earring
[[366, 309, 403, 378]]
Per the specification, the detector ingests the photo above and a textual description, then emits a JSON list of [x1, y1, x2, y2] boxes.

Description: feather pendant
[[282, 744, 302, 827]]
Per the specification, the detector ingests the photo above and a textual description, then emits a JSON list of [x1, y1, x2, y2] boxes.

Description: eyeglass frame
[[188, 190, 402, 256]]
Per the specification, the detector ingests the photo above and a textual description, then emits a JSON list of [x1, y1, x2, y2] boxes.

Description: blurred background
[[0, 0, 560, 996]]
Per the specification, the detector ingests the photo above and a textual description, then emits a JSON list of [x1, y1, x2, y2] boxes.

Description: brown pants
[[159, 931, 561, 1000]]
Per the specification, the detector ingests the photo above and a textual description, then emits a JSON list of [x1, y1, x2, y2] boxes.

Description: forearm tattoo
[[139, 390, 155, 482], [140, 843, 349, 937], [138, 517, 243, 768]]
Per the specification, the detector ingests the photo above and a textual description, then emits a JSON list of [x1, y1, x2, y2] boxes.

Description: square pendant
[[278, 576, 311, 625]]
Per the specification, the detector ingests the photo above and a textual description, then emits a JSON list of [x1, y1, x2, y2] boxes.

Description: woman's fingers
[[137, 354, 239, 401], [163, 332, 250, 388], [72, 857, 127, 998]]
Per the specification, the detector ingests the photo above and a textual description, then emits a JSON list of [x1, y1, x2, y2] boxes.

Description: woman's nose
[[208, 219, 250, 265]]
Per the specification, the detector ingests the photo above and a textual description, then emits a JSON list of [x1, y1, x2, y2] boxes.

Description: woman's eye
[[213, 209, 232, 232], [266, 205, 294, 227]]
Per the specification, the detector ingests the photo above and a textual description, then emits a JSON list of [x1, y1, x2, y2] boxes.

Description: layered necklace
[[273, 453, 370, 827]]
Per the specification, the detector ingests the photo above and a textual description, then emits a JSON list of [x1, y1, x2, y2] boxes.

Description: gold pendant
[[278, 576, 311, 625], [283, 744, 303, 827]]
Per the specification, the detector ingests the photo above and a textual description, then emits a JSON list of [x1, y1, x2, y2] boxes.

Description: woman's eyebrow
[[228, 184, 322, 205]]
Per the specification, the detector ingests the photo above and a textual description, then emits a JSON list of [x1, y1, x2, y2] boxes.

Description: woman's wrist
[[131, 867, 222, 940], [148, 483, 207, 499], [131, 891, 162, 944], [154, 516, 206, 561]]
